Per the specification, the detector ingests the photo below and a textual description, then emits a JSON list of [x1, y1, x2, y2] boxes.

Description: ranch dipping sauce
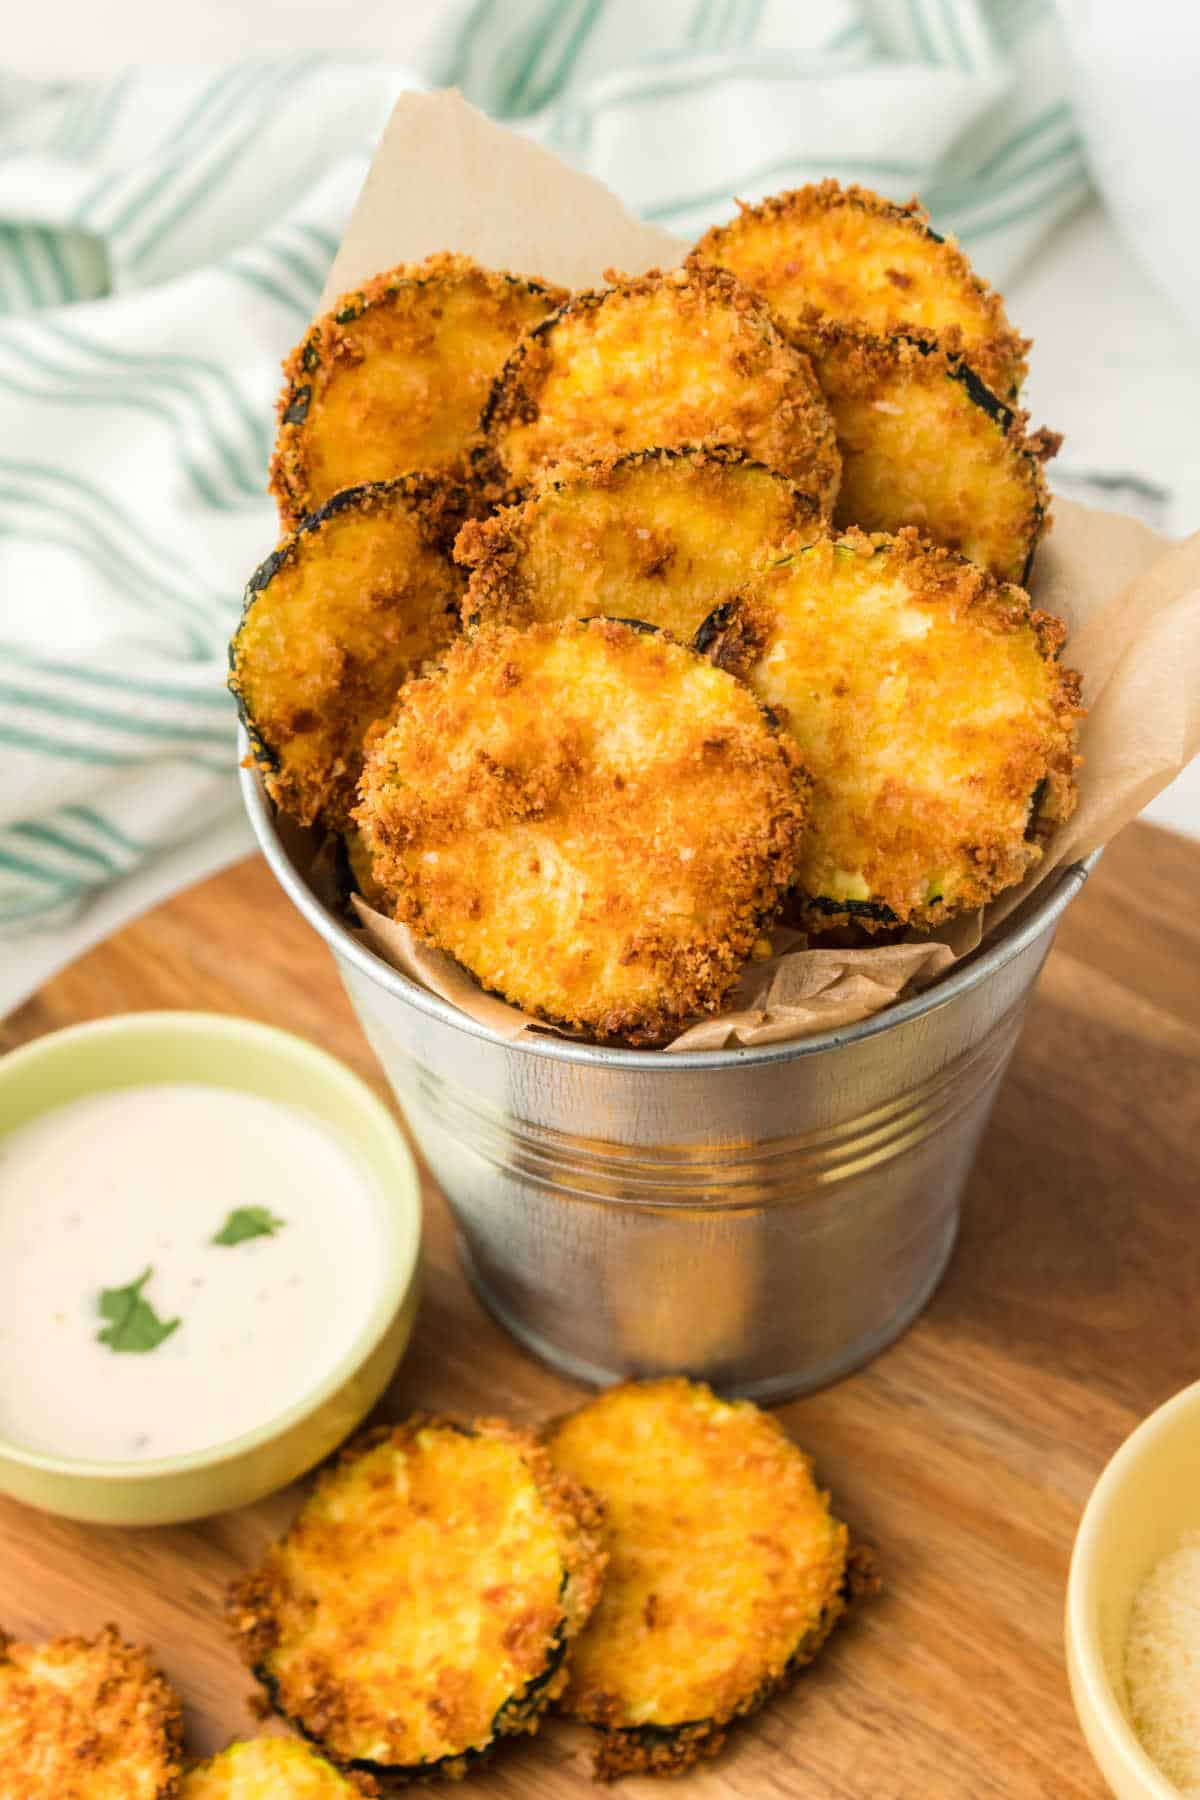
[[0, 1084, 383, 1462]]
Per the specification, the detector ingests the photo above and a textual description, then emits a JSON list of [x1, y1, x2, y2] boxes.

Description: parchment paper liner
[[309, 91, 1200, 1052]]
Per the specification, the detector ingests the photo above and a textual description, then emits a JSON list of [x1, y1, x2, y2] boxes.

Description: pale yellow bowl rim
[[1066, 1378, 1200, 1799], [0, 1011, 421, 1484]]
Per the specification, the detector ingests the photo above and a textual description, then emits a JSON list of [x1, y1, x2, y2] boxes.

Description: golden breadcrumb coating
[[354, 617, 811, 1045], [226, 1417, 606, 1783], [699, 528, 1083, 933], [0, 1623, 183, 1800], [694, 179, 1028, 396], [456, 445, 823, 642], [180, 1736, 368, 1798], [270, 252, 567, 527], [229, 474, 467, 829], [811, 325, 1056, 584], [478, 265, 841, 513], [547, 1379, 850, 1779]]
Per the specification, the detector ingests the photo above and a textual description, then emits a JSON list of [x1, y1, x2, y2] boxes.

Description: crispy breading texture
[[694, 179, 1029, 396], [456, 446, 824, 642], [546, 1379, 851, 1779], [477, 265, 841, 513], [180, 1736, 369, 1798], [270, 252, 567, 527], [229, 474, 467, 829], [698, 527, 1084, 933], [354, 617, 811, 1045], [0, 1623, 183, 1800], [226, 1417, 606, 1783], [809, 325, 1056, 584]]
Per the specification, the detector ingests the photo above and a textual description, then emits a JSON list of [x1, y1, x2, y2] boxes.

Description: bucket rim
[[239, 745, 1096, 1072]]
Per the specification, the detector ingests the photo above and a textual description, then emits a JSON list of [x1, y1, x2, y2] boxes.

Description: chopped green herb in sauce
[[97, 1266, 180, 1354], [212, 1205, 286, 1246]]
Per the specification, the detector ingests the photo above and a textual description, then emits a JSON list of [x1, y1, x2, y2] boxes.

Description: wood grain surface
[[4, 819, 1199, 1799]]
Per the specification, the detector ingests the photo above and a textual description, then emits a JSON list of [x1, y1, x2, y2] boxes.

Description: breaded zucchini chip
[[698, 529, 1083, 933], [811, 327, 1056, 584], [547, 1379, 850, 1778], [695, 180, 1028, 396], [456, 446, 823, 642], [230, 475, 467, 829], [180, 1736, 365, 1797], [478, 266, 841, 513], [270, 252, 566, 527], [227, 1417, 605, 1783], [354, 617, 810, 1045], [0, 1623, 182, 1800]]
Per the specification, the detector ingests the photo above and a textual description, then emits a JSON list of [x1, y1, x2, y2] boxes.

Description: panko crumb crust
[[354, 616, 811, 1045], [476, 264, 841, 514], [226, 1416, 606, 1784], [0, 1623, 183, 1800], [698, 527, 1083, 933], [693, 179, 1029, 397], [180, 1735, 372, 1797], [270, 252, 567, 527], [229, 474, 468, 829], [809, 324, 1057, 585], [455, 445, 824, 643], [546, 1379, 855, 1779]]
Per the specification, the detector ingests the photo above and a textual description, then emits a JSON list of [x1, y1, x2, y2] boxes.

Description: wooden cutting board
[[4, 819, 1199, 1799]]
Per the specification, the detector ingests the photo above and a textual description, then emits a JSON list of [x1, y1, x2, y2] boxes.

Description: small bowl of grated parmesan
[[1068, 1380, 1200, 1798]]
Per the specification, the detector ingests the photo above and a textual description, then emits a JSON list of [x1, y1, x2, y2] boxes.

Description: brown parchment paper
[[321, 90, 1200, 1051]]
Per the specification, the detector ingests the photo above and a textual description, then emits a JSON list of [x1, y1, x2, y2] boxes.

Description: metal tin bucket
[[241, 758, 1092, 1401]]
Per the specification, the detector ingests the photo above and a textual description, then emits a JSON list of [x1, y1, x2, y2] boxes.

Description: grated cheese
[[1125, 1530, 1200, 1795]]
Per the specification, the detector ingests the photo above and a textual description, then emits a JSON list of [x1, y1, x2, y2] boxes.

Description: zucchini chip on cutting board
[[353, 617, 811, 1046], [546, 1379, 852, 1779], [226, 1418, 605, 1783], [270, 252, 566, 528], [694, 180, 1028, 398], [229, 474, 467, 830], [0, 1624, 183, 1800], [698, 529, 1083, 935], [456, 445, 824, 642], [180, 1736, 361, 1797], [811, 326, 1056, 585], [477, 265, 841, 514]]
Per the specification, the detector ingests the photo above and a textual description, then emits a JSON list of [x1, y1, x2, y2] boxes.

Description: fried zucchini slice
[[810, 327, 1055, 584], [226, 1417, 605, 1783], [354, 617, 810, 1045], [695, 180, 1028, 396], [698, 528, 1083, 933], [478, 265, 841, 513], [270, 252, 566, 527], [456, 445, 824, 641], [547, 1379, 849, 1778], [229, 475, 467, 829], [0, 1624, 183, 1800], [180, 1737, 362, 1797]]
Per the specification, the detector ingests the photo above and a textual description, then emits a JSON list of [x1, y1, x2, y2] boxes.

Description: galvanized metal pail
[[241, 756, 1091, 1401]]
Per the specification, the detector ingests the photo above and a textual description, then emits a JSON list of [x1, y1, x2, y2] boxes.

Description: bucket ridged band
[[241, 746, 1093, 1397]]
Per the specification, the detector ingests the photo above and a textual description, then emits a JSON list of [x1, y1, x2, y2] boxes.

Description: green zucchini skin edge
[[251, 1628, 567, 1785], [898, 332, 1046, 585], [227, 474, 463, 784]]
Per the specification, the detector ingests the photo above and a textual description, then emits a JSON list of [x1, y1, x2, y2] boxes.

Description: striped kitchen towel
[[0, 0, 1089, 1011]]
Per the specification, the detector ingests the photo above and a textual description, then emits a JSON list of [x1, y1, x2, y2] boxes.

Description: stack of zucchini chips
[[231, 181, 1084, 1049]]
